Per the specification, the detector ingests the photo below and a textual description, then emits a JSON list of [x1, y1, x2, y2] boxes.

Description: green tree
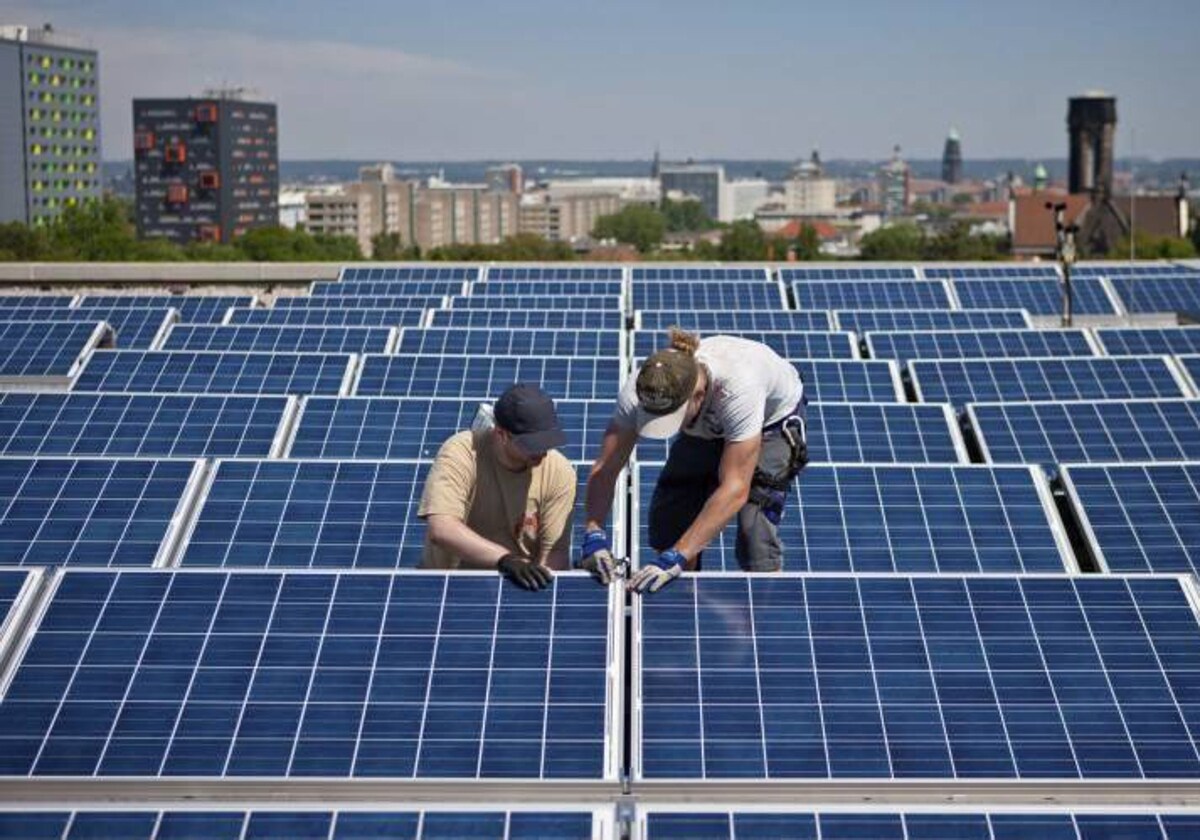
[[923, 221, 1005, 261], [1111, 230, 1197, 260], [0, 222, 61, 261], [792, 223, 822, 261], [182, 241, 246, 261], [46, 197, 144, 261], [235, 226, 362, 261], [858, 223, 925, 261], [592, 205, 666, 253], [661, 199, 714, 233], [718, 220, 767, 261]]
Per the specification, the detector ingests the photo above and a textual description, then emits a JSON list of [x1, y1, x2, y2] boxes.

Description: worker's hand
[[628, 548, 685, 595], [576, 528, 617, 584], [497, 554, 552, 591]]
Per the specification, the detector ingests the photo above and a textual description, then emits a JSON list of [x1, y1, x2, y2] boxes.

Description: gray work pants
[[647, 429, 798, 572]]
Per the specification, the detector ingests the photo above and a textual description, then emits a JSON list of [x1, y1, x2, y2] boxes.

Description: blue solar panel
[[643, 811, 1200, 839], [637, 310, 832, 331], [0, 569, 35, 628], [275, 295, 446, 310], [429, 309, 624, 330], [162, 324, 394, 354], [834, 309, 1032, 332], [637, 403, 966, 464], [866, 329, 1097, 361], [0, 295, 75, 308], [953, 278, 1118, 315], [489, 266, 622, 280], [289, 397, 611, 461], [0, 321, 108, 380], [340, 265, 481, 282], [1076, 263, 1200, 277], [633, 331, 857, 360], [1180, 355, 1200, 394], [228, 307, 426, 328], [472, 280, 624, 297], [1094, 328, 1200, 356], [633, 284, 784, 310], [397, 327, 621, 357], [355, 355, 621, 400], [0, 457, 201, 567], [781, 267, 918, 281], [0, 307, 174, 350], [968, 400, 1200, 466], [634, 464, 1069, 572], [792, 281, 952, 310], [0, 809, 599, 839], [447, 294, 622, 311], [633, 267, 769, 282], [312, 280, 470, 297], [1063, 463, 1200, 575], [74, 351, 354, 396], [636, 574, 1200, 780], [910, 357, 1189, 408], [925, 265, 1059, 279], [0, 569, 615, 779], [793, 360, 902, 402], [77, 296, 253, 323], [0, 393, 292, 459], [1110, 277, 1200, 315]]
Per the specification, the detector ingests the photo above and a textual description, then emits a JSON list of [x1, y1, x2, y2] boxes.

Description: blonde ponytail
[[667, 326, 700, 356]]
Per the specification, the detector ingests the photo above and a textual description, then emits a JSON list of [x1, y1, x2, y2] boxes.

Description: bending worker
[[579, 328, 807, 593], [419, 383, 575, 590]]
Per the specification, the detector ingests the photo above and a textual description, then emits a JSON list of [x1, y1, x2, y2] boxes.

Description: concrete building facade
[[660, 163, 725, 221], [132, 91, 279, 245], [0, 25, 101, 226], [518, 192, 621, 242]]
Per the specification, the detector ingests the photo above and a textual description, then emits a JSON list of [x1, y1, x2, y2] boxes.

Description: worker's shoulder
[[540, 450, 577, 482], [433, 429, 478, 461]]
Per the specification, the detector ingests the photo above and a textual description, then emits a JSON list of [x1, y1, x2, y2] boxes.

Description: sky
[[4, 0, 1197, 161]]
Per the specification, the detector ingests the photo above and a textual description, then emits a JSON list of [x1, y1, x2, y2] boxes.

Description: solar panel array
[[633, 330, 857, 360], [429, 309, 624, 330], [793, 280, 953, 310], [356, 355, 621, 400], [74, 350, 355, 396], [77, 296, 252, 324], [637, 310, 833, 331], [227, 306, 426, 328], [162, 324, 395, 354], [312, 280, 470, 297], [0, 321, 109, 382], [0, 306, 175, 350], [398, 327, 621, 358], [1108, 276, 1200, 314], [952, 277, 1118, 315], [340, 265, 480, 282], [833, 308, 1032, 332], [1095, 327, 1200, 356], [865, 329, 1097, 362]]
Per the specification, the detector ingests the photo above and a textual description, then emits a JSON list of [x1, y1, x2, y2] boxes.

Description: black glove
[[497, 554, 552, 591]]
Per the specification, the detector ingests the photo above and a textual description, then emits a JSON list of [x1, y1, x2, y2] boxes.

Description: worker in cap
[[419, 383, 575, 590], [579, 328, 807, 593]]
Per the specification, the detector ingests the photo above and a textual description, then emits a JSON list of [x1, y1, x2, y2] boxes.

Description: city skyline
[[4, 0, 1198, 162]]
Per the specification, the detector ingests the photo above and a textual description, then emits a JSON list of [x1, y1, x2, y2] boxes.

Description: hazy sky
[[6, 0, 1197, 160]]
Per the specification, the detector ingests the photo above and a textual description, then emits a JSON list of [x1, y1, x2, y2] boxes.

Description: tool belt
[[749, 398, 808, 517]]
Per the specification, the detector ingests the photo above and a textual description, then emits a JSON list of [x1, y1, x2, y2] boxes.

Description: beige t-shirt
[[418, 430, 576, 568]]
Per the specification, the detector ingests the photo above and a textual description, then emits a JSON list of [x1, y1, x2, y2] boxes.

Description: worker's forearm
[[427, 515, 511, 569], [584, 467, 619, 532], [674, 483, 749, 566]]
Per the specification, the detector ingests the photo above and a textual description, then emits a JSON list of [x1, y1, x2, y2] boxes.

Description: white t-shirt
[[614, 335, 804, 442]]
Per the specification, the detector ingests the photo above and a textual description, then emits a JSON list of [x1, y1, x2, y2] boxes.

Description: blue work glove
[[629, 548, 685, 595], [576, 528, 616, 585]]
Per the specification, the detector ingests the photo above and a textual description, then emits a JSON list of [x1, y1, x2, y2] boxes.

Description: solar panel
[[0, 568, 37, 637], [0, 321, 109, 382], [633, 284, 785, 311], [489, 265, 623, 280], [178, 459, 622, 570], [472, 280, 624, 297], [1076, 263, 1200, 277], [1094, 328, 1200, 356], [865, 329, 1097, 362], [1062, 463, 1200, 575], [791, 281, 953, 310], [0, 393, 293, 459], [77, 296, 253, 323], [1180, 355, 1200, 394], [925, 265, 1060, 279], [429, 309, 624, 330], [0, 569, 617, 778], [637, 311, 833, 331], [0, 306, 175, 350], [637, 403, 966, 464], [397, 327, 622, 358], [953, 278, 1118, 315], [312, 280, 470, 297], [274, 295, 447, 310], [0, 457, 203, 567], [227, 307, 426, 328], [340, 265, 481, 282], [909, 356, 1190, 408], [633, 464, 1071, 573], [1109, 276, 1200, 314], [0, 808, 604, 839], [635, 573, 1200, 780], [833, 309, 1033, 332], [74, 351, 355, 396], [781, 266, 918, 281], [162, 324, 395, 354], [288, 397, 612, 462], [642, 810, 1200, 839], [355, 355, 622, 400], [0, 295, 75, 309], [633, 331, 857, 361], [447, 295, 622, 311], [633, 267, 770, 282], [793, 360, 904, 402], [968, 400, 1200, 466]]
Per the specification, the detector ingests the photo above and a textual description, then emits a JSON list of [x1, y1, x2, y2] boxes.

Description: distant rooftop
[[0, 23, 90, 50]]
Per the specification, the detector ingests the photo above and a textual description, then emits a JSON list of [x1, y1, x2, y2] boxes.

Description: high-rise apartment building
[[660, 163, 726, 221], [132, 90, 278, 245], [0, 24, 101, 226], [518, 192, 621, 242], [879, 145, 911, 217], [941, 127, 963, 184]]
